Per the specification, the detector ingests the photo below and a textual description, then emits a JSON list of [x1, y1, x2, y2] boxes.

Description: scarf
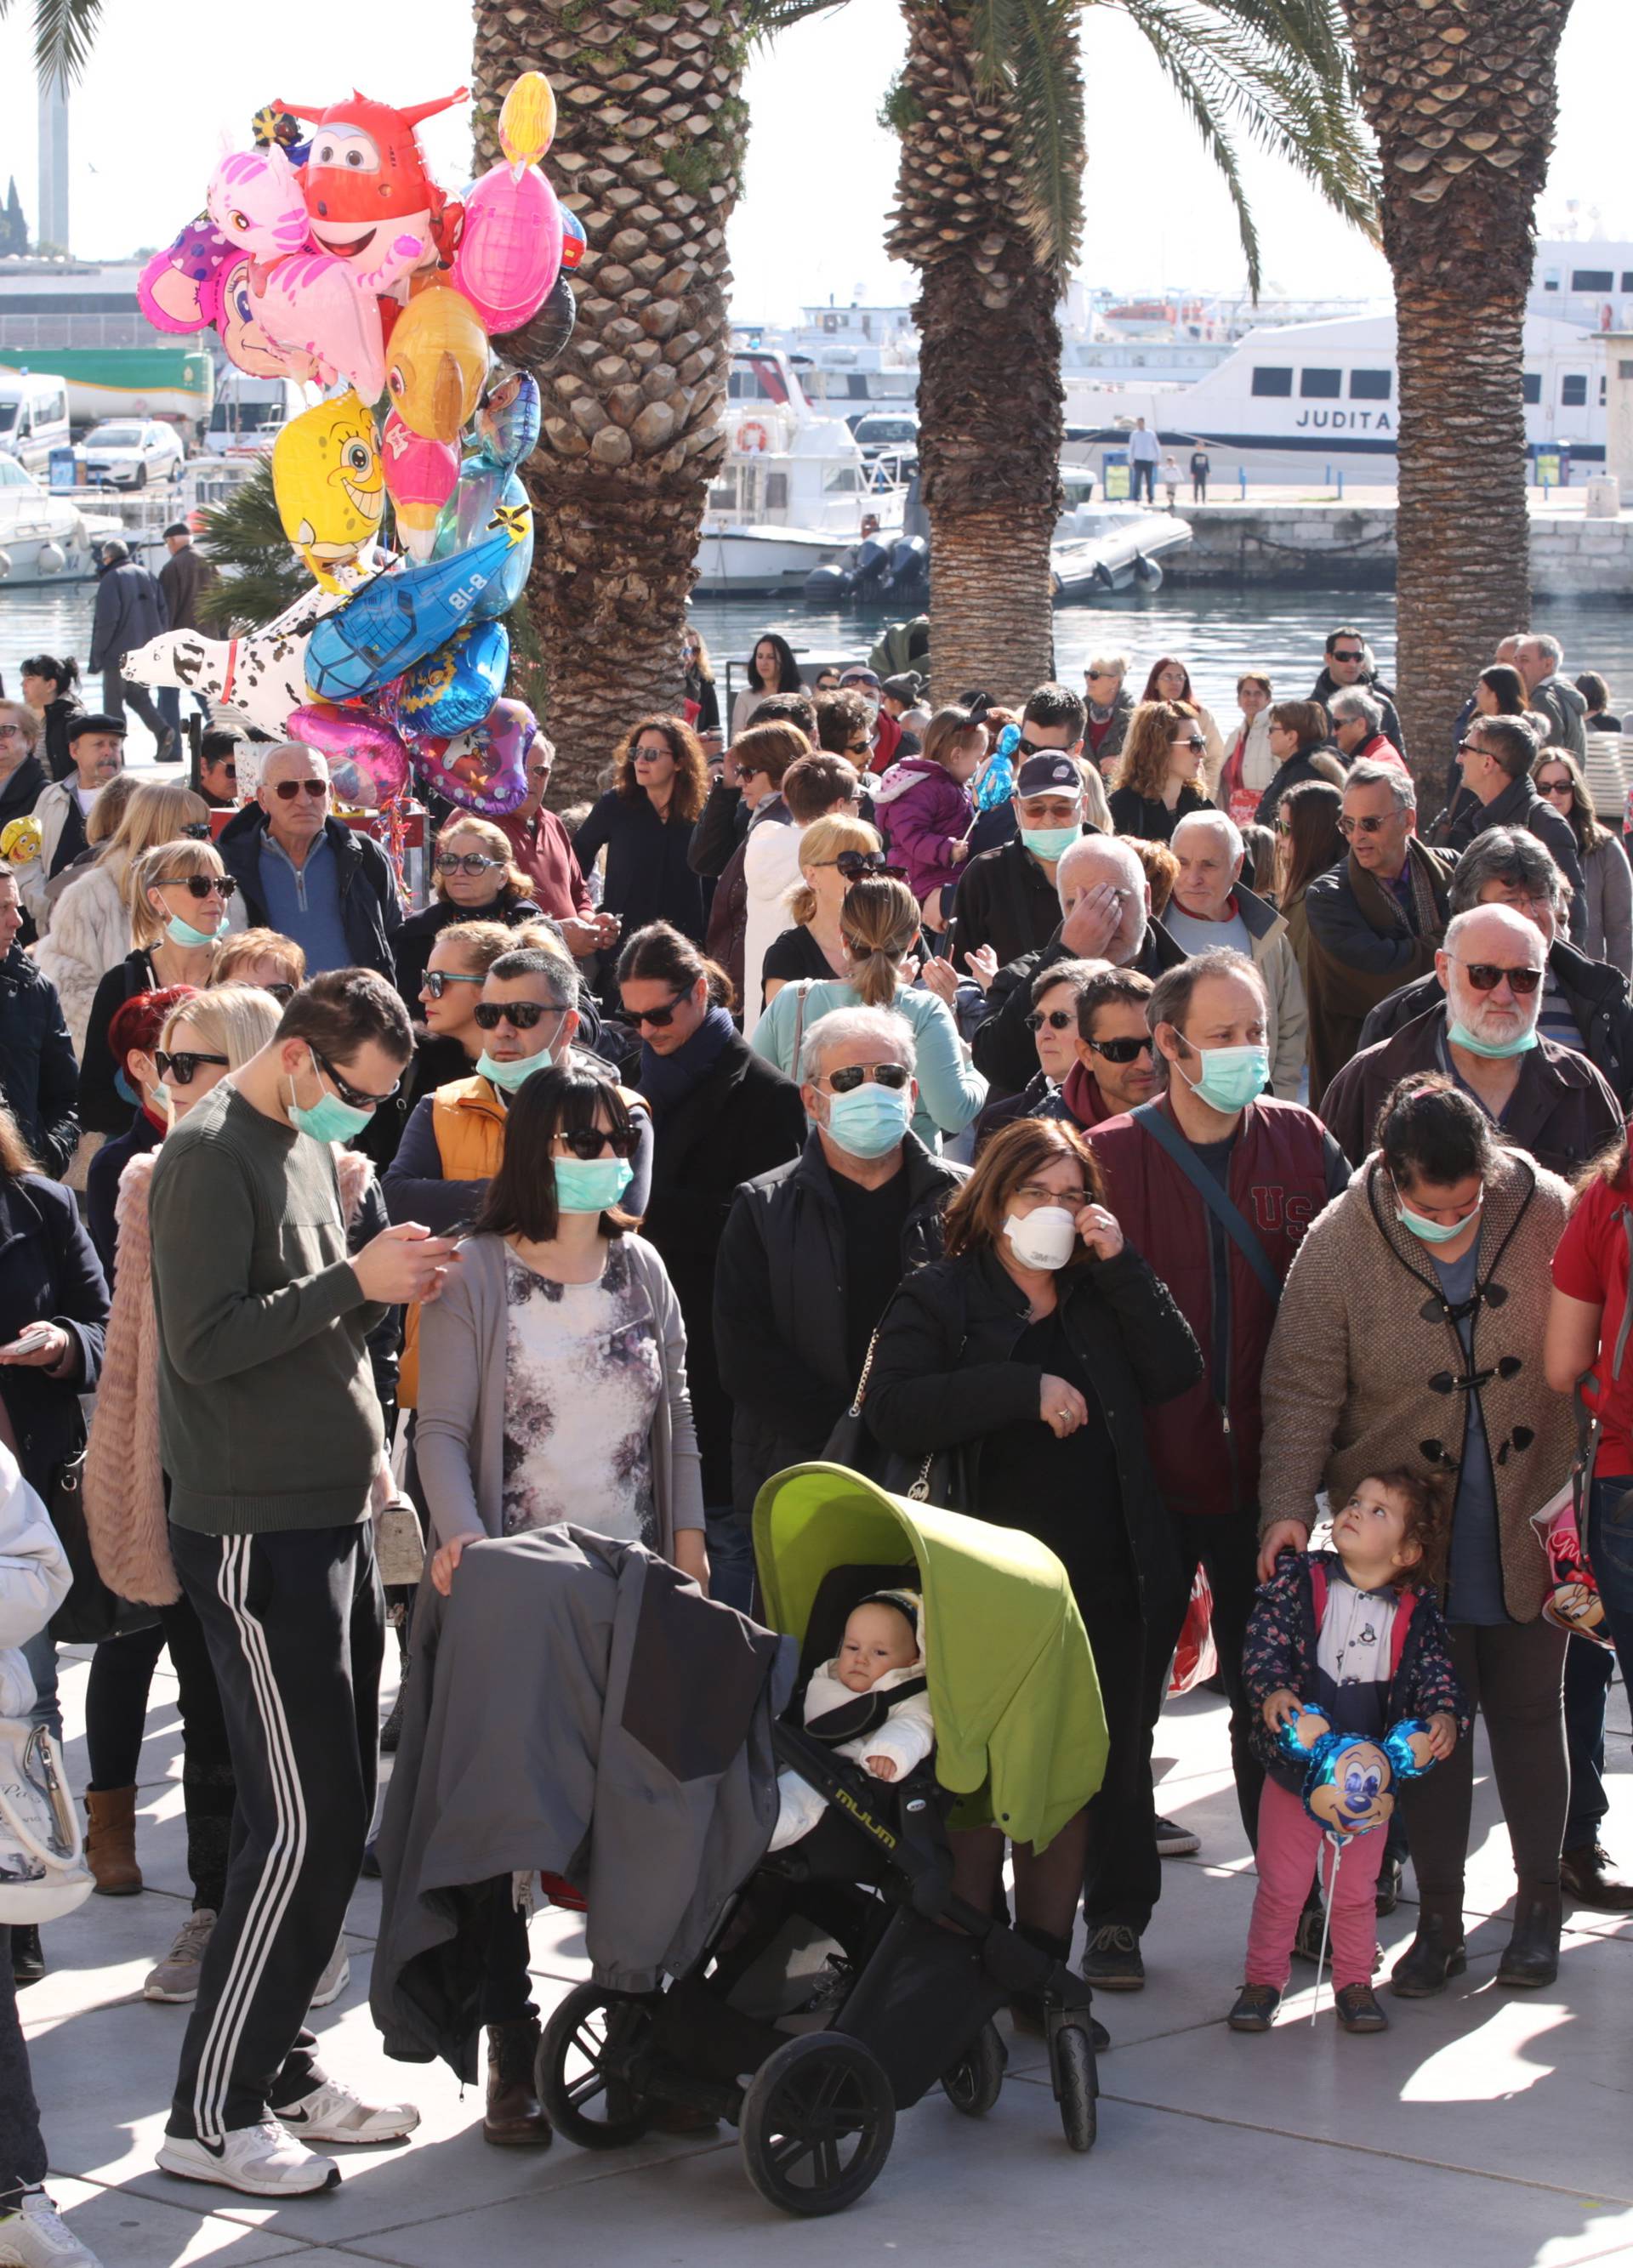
[[637, 1004, 737, 1120]]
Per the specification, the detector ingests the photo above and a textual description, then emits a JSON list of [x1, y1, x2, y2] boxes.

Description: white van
[[0, 372, 71, 477]]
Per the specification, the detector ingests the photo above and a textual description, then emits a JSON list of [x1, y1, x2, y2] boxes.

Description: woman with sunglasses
[[1252, 700, 1345, 830], [0, 701, 46, 844], [1138, 657, 1224, 795], [572, 715, 710, 967], [1533, 750, 1632, 975], [751, 873, 986, 1152], [863, 1117, 1200, 2024], [1260, 1072, 1577, 1998], [1273, 779, 1345, 991], [417, 1065, 706, 2142], [393, 815, 543, 1012], [1107, 701, 1216, 844], [760, 813, 885, 1008], [72, 828, 228, 1143]]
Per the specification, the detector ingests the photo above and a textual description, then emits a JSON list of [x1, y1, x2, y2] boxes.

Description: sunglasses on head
[[1026, 1009, 1078, 1032], [822, 1062, 911, 1094], [272, 778, 327, 801], [1088, 1036, 1154, 1064], [623, 993, 690, 1030], [435, 851, 503, 876], [555, 1126, 639, 1161], [1452, 958, 1543, 996], [1337, 813, 1389, 837], [423, 969, 484, 999], [825, 850, 902, 882], [473, 998, 561, 1032], [153, 1049, 229, 1086], [162, 873, 236, 901], [311, 1046, 400, 1111]]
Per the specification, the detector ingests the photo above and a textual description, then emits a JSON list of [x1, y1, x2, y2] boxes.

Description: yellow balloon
[[384, 285, 491, 446], [498, 71, 556, 167], [272, 390, 384, 594]]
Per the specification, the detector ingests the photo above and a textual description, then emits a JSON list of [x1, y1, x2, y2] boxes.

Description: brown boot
[[84, 1786, 142, 1896], [483, 2018, 551, 2147]]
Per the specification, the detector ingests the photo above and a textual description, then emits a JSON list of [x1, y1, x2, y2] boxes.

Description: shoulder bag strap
[[1131, 1102, 1283, 1309], [789, 980, 816, 1085]]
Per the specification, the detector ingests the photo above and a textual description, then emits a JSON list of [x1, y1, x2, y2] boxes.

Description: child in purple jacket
[[871, 706, 984, 913]]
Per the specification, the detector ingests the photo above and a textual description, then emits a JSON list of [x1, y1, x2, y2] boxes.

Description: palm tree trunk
[[887, 2, 1077, 708], [1340, 0, 1573, 781], [471, 4, 748, 800]]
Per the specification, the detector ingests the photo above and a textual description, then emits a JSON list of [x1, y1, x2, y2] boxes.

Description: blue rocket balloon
[[433, 465, 534, 621], [385, 617, 511, 742], [303, 521, 526, 704]]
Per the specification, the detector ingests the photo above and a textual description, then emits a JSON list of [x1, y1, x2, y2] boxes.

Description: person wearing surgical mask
[[946, 748, 1093, 975], [864, 1116, 1200, 2035], [1085, 948, 1351, 1986]]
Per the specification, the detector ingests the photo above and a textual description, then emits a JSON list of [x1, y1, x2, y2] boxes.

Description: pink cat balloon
[[207, 145, 311, 262], [410, 696, 535, 816], [251, 253, 386, 398], [288, 702, 411, 808]]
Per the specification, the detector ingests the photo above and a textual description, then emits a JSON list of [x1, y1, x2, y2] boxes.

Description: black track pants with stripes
[[165, 1522, 383, 2143]]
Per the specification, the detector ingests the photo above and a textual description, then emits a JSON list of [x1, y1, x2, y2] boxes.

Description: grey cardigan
[[1582, 834, 1633, 977], [415, 1231, 705, 1560]]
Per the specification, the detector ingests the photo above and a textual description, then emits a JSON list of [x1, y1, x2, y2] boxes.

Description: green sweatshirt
[[148, 1084, 387, 1535]]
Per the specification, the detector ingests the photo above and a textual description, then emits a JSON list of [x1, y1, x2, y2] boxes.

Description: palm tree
[[1338, 0, 1573, 775], [1, 0, 100, 82], [885, 0, 1380, 702]]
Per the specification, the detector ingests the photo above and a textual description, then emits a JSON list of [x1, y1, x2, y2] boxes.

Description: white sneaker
[[156, 2122, 339, 2196], [309, 1941, 350, 2009], [144, 1908, 217, 2002], [276, 2078, 421, 2145], [0, 2191, 105, 2267]]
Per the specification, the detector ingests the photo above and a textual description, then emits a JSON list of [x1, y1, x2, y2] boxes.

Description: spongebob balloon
[[272, 389, 384, 593]]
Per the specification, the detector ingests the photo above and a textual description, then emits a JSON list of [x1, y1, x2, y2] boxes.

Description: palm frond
[[3, 0, 104, 88], [196, 462, 306, 634], [966, 0, 1085, 276], [740, 0, 851, 45]]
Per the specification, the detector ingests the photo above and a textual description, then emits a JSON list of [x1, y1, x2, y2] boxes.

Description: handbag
[[0, 1715, 94, 1923], [821, 1324, 970, 1509], [48, 1450, 156, 1646]]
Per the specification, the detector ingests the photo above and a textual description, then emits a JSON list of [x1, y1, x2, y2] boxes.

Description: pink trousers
[[1244, 1776, 1386, 1992]]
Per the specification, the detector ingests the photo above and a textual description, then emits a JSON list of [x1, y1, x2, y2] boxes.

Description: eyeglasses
[[179, 822, 213, 842], [264, 981, 297, 1004], [1537, 777, 1573, 799], [153, 1049, 229, 1086], [554, 1126, 640, 1161], [161, 873, 236, 901], [847, 738, 872, 756], [422, 969, 484, 999], [473, 999, 562, 1032], [820, 1062, 912, 1094], [624, 994, 692, 1030], [633, 746, 670, 764], [0, 725, 26, 741], [272, 778, 328, 801], [1337, 813, 1391, 838], [1088, 1036, 1154, 1064], [1455, 740, 1490, 759], [435, 851, 504, 876], [1016, 1180, 1090, 1208], [1026, 1009, 1078, 1032], [1273, 818, 1293, 836], [312, 1047, 400, 1110], [1450, 958, 1543, 996], [1330, 649, 1366, 665]]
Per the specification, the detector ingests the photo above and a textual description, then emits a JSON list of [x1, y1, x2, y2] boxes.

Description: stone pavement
[[20, 1645, 1632, 2268]]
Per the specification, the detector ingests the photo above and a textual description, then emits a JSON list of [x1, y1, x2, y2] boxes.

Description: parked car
[[852, 410, 919, 461], [80, 419, 185, 489]]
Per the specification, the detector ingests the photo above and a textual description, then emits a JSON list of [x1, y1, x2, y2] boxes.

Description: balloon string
[[1312, 1834, 1339, 2026]]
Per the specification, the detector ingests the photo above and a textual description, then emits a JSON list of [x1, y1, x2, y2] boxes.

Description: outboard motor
[[804, 563, 851, 605], [1131, 553, 1164, 591], [1093, 560, 1116, 593], [852, 538, 890, 591], [883, 534, 928, 600]]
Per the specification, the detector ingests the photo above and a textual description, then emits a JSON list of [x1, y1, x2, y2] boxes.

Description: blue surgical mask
[[824, 1081, 913, 1160], [284, 1048, 373, 1144], [1447, 1018, 1539, 1060], [1177, 1040, 1268, 1115], [1396, 1191, 1482, 1246], [555, 1155, 634, 1214], [165, 911, 225, 950], [150, 1081, 172, 1113], [1021, 823, 1080, 863], [477, 1043, 555, 1093]]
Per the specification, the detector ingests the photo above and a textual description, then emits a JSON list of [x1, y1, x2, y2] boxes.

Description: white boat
[[695, 350, 909, 595], [1049, 504, 1192, 604], [0, 454, 118, 583]]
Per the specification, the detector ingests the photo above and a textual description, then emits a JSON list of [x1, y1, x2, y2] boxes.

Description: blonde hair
[[161, 981, 281, 1069], [106, 781, 209, 877], [212, 928, 306, 986], [83, 770, 139, 850], [1076, 758, 1112, 833], [127, 837, 227, 950], [839, 875, 919, 1009], [787, 813, 881, 927], [431, 812, 530, 907]]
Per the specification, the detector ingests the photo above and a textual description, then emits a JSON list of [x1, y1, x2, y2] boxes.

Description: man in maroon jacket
[[495, 733, 616, 959], [1086, 947, 1349, 1988]]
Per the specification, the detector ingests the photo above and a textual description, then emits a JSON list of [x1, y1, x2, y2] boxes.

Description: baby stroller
[[535, 1461, 1108, 2216]]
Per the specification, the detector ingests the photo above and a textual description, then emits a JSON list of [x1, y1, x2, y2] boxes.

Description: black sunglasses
[[179, 821, 213, 842], [828, 850, 905, 882], [1330, 649, 1367, 664], [162, 873, 236, 902], [1451, 959, 1543, 996], [822, 1062, 911, 1094], [435, 852, 503, 876], [623, 993, 689, 1031], [153, 1049, 229, 1086], [1172, 736, 1206, 753], [312, 1046, 399, 1110], [1026, 1009, 1078, 1032], [272, 778, 328, 801], [264, 981, 297, 1004], [1089, 1036, 1154, 1064], [555, 1126, 640, 1160], [423, 969, 484, 1000], [473, 999, 562, 1032]]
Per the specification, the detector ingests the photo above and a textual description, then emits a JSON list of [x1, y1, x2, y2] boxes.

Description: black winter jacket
[[216, 807, 402, 980], [0, 946, 78, 1176], [1255, 749, 1339, 831], [1442, 771, 1588, 946], [973, 917, 1186, 1097], [687, 777, 748, 879], [1107, 781, 1213, 844], [948, 827, 1098, 974], [0, 1172, 108, 1498], [573, 791, 706, 947], [715, 1132, 963, 1515], [863, 1242, 1201, 1617], [0, 753, 47, 827], [1310, 667, 1405, 756]]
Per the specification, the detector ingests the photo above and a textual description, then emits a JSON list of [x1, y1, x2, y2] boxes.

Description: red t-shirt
[[1550, 1168, 1633, 1475]]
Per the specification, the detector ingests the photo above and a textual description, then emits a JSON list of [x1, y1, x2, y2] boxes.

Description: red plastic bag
[[1167, 1565, 1218, 1697]]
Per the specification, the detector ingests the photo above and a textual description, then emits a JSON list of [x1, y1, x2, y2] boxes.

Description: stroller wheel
[[537, 1983, 654, 2150], [1053, 2021, 1098, 2154], [940, 2021, 1007, 2117], [740, 2032, 896, 2217]]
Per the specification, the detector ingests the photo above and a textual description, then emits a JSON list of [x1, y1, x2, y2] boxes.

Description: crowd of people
[[0, 612, 1630, 2263]]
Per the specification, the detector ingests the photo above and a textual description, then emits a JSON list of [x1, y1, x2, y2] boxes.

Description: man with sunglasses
[[1319, 904, 1620, 1179], [1310, 625, 1406, 757], [1442, 714, 1587, 948], [217, 742, 401, 981], [147, 970, 456, 2197], [1302, 759, 1456, 1110], [947, 749, 1095, 976]]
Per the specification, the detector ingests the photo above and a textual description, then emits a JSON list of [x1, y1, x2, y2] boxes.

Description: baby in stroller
[[769, 1589, 933, 1850]]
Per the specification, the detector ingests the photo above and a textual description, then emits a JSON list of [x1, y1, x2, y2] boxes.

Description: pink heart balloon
[[381, 411, 460, 562], [289, 702, 411, 807], [410, 695, 534, 816]]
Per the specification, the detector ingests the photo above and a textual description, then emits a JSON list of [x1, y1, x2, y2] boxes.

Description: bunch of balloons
[[130, 71, 585, 816]]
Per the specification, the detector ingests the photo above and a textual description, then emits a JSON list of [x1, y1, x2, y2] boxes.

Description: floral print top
[[500, 1240, 661, 1548]]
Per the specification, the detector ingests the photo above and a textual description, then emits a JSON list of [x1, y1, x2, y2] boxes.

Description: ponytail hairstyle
[[616, 918, 736, 1014], [839, 875, 919, 1008]]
